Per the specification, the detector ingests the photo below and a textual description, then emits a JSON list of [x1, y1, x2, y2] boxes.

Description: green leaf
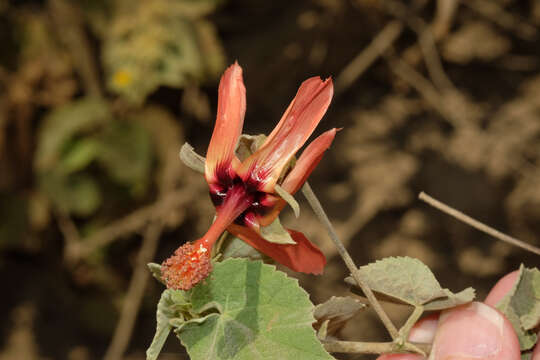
[[518, 268, 540, 331], [96, 120, 152, 192], [147, 263, 165, 285], [146, 288, 194, 360], [176, 258, 334, 360], [346, 257, 447, 306], [219, 234, 271, 262], [345, 257, 475, 310], [274, 184, 300, 218], [146, 290, 176, 360], [423, 287, 476, 311], [314, 296, 366, 337], [496, 265, 540, 351], [60, 138, 100, 175], [235, 134, 267, 162], [40, 172, 102, 216], [103, 0, 225, 103], [35, 98, 110, 171], [259, 217, 296, 245], [179, 142, 205, 174]]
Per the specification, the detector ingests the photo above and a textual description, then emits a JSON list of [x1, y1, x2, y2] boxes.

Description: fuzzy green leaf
[[274, 184, 300, 218], [219, 234, 271, 262], [346, 257, 447, 306], [314, 296, 366, 337], [179, 142, 205, 174], [345, 257, 475, 310], [176, 258, 334, 360], [259, 217, 296, 245], [423, 287, 476, 311], [147, 263, 165, 285], [496, 265, 540, 351], [518, 268, 540, 331], [147, 288, 193, 360], [146, 290, 176, 360]]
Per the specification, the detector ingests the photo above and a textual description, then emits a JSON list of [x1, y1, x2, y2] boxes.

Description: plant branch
[[399, 306, 424, 340], [334, 20, 403, 95], [64, 188, 191, 263], [301, 182, 400, 340], [104, 145, 184, 360], [48, 0, 103, 98], [103, 219, 165, 360], [323, 340, 431, 354], [419, 192, 540, 256]]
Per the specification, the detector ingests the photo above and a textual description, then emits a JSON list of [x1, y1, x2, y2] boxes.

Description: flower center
[[208, 172, 271, 226]]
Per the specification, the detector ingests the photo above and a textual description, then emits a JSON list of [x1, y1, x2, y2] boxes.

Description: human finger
[[376, 315, 439, 360], [429, 301, 520, 360], [484, 270, 520, 307]]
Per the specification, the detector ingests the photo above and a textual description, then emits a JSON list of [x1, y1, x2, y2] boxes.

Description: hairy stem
[[323, 340, 431, 354], [301, 182, 400, 340], [399, 306, 424, 340]]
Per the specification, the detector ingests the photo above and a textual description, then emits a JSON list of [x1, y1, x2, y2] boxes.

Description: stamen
[[161, 242, 212, 290]]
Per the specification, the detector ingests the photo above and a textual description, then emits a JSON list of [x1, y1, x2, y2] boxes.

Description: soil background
[[0, 0, 539, 359]]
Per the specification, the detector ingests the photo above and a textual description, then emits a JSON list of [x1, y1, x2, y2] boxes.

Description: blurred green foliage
[[35, 98, 153, 215], [103, 0, 225, 103], [1, 0, 226, 220]]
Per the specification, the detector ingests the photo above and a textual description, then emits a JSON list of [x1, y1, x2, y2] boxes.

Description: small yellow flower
[[112, 69, 133, 88]]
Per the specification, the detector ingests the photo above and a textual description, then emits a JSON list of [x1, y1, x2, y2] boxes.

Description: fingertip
[[484, 270, 520, 307], [431, 302, 520, 360], [532, 331, 540, 360], [376, 354, 425, 360], [408, 313, 439, 344]]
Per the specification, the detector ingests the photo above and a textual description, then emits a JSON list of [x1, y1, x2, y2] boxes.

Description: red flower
[[162, 62, 337, 290]]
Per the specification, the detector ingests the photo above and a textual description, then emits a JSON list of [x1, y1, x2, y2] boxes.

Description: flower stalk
[[301, 182, 400, 340]]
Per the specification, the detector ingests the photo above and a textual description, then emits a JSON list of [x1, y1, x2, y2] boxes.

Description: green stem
[[400, 306, 424, 338], [398, 306, 426, 356], [301, 182, 400, 340]]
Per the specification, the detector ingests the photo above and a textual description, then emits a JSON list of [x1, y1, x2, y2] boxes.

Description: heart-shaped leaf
[[176, 258, 334, 360]]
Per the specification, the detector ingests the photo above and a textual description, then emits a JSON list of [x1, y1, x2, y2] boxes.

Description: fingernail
[[429, 302, 504, 360]]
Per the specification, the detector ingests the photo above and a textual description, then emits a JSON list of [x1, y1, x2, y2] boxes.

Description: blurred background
[[0, 0, 539, 359]]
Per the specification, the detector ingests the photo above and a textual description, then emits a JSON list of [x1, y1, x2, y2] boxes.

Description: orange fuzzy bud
[[161, 242, 212, 290]]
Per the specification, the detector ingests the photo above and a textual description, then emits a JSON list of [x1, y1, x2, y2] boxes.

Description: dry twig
[[384, 0, 454, 91], [103, 219, 166, 360], [64, 188, 191, 263], [335, 21, 404, 95], [48, 0, 103, 98], [302, 183, 401, 341], [419, 192, 540, 256], [462, 0, 537, 40], [323, 340, 431, 354]]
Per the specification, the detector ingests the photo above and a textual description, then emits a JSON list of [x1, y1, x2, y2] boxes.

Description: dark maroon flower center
[[209, 167, 271, 225]]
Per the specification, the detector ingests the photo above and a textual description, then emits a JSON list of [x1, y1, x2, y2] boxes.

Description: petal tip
[[226, 61, 243, 77]]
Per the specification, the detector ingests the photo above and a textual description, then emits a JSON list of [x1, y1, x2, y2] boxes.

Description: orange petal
[[205, 62, 246, 184], [257, 128, 337, 227], [281, 128, 338, 194], [238, 77, 333, 192], [228, 224, 326, 274]]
